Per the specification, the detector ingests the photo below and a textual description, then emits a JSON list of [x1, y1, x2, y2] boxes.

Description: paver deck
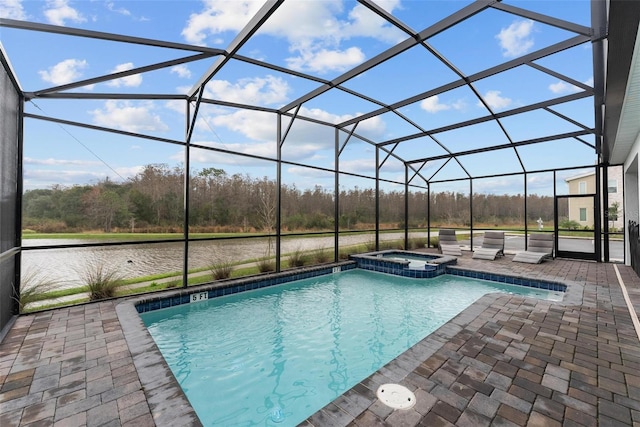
[[2, 252, 640, 426]]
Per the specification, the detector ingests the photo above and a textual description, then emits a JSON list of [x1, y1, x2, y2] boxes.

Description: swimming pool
[[140, 269, 563, 426]]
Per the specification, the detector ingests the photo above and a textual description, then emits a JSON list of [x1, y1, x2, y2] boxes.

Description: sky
[[0, 0, 597, 195]]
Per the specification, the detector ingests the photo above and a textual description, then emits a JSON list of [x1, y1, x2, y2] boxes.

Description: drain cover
[[376, 384, 416, 410]]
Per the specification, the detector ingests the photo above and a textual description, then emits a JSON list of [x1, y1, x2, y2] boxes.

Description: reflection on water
[[21, 232, 424, 290]]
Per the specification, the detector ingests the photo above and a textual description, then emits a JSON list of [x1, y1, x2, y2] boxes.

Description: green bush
[[80, 259, 122, 301], [208, 248, 235, 280], [559, 219, 581, 230], [257, 257, 275, 273], [338, 248, 352, 260], [287, 247, 306, 268], [312, 247, 332, 264], [209, 260, 233, 280], [15, 270, 59, 312], [407, 237, 428, 249]]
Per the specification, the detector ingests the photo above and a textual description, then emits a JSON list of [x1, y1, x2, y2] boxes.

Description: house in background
[[565, 166, 624, 230]]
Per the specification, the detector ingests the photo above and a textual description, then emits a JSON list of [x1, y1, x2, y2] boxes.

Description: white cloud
[[204, 109, 278, 142], [23, 169, 107, 188], [182, 0, 263, 45], [204, 75, 291, 106], [478, 90, 512, 110], [183, 143, 277, 164], [24, 157, 101, 166], [44, 0, 86, 26], [181, 0, 404, 74], [22, 158, 142, 188], [38, 59, 88, 85], [90, 100, 169, 133], [0, 0, 27, 20], [171, 65, 192, 79], [165, 99, 188, 115], [106, 1, 131, 16], [199, 105, 385, 145], [114, 165, 144, 179], [106, 63, 142, 87], [286, 46, 365, 74], [549, 77, 593, 94], [190, 104, 385, 164], [337, 158, 375, 173], [420, 95, 467, 113], [286, 165, 336, 178], [496, 19, 534, 58], [472, 176, 524, 194], [421, 96, 450, 113], [549, 81, 579, 94]]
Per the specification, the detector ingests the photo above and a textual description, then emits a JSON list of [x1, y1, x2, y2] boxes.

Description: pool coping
[[115, 261, 583, 426]]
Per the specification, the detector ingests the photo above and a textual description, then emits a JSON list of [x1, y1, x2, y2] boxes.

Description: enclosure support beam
[[592, 0, 608, 263], [524, 173, 528, 246], [335, 128, 340, 263], [469, 179, 474, 250], [182, 91, 201, 288], [552, 171, 557, 254], [595, 166, 603, 262], [276, 114, 282, 272], [375, 147, 380, 251], [405, 165, 409, 248], [14, 94, 25, 315], [603, 164, 610, 262]]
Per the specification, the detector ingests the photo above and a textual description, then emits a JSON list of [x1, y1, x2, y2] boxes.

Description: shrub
[[257, 257, 275, 273], [209, 261, 233, 280], [338, 248, 352, 260], [559, 218, 580, 230], [312, 247, 332, 264], [79, 259, 122, 301], [364, 239, 376, 251], [287, 247, 306, 268], [208, 249, 234, 280], [14, 270, 58, 312], [407, 237, 428, 249], [165, 280, 180, 288]]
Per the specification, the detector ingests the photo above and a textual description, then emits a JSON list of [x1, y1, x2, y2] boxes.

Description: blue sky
[[1, 0, 596, 195]]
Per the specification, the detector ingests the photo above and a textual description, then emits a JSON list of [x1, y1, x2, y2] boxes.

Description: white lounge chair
[[472, 231, 505, 260], [438, 229, 462, 256], [512, 233, 554, 264]]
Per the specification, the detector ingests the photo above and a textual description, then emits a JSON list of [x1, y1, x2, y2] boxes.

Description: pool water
[[141, 269, 562, 426], [383, 255, 432, 268]]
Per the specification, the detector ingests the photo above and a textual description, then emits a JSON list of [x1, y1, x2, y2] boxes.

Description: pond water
[[21, 232, 425, 290]]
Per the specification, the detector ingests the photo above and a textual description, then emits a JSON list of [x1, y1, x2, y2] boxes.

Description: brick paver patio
[[2, 253, 640, 426]]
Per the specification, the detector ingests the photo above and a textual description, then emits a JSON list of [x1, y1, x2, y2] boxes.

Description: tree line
[[22, 163, 557, 233]]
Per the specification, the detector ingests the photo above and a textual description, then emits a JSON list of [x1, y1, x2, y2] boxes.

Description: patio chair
[[438, 229, 462, 256], [472, 231, 505, 260], [512, 233, 554, 264]]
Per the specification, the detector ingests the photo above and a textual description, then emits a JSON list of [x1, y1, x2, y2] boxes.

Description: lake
[[21, 232, 426, 291]]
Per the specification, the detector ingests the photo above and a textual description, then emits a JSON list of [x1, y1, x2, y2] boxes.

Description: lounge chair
[[438, 229, 462, 256], [512, 233, 554, 264], [472, 231, 505, 260]]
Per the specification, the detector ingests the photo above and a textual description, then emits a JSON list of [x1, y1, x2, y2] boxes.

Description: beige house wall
[[566, 174, 596, 228], [565, 167, 624, 230]]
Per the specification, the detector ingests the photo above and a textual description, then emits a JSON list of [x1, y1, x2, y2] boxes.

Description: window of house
[[608, 179, 617, 193], [579, 181, 587, 194], [580, 208, 587, 221]]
